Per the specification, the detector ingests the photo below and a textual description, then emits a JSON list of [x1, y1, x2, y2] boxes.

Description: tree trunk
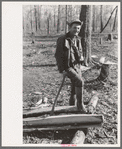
[[107, 33, 113, 41], [68, 5, 72, 23], [57, 5, 60, 33], [65, 5, 68, 33], [54, 14, 55, 28], [79, 5, 92, 66], [112, 8, 118, 32], [100, 5, 103, 32], [30, 5, 33, 31], [47, 17, 49, 35], [38, 5, 40, 30], [23, 14, 24, 31], [34, 5, 37, 32], [31, 32, 35, 44], [92, 5, 95, 32]]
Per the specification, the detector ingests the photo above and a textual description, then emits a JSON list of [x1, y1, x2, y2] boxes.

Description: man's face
[[69, 23, 81, 36]]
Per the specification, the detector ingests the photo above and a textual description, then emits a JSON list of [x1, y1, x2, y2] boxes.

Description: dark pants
[[66, 66, 84, 109]]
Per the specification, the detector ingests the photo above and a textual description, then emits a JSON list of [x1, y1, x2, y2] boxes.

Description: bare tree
[[92, 5, 95, 32], [68, 5, 72, 22], [112, 8, 118, 32], [37, 5, 41, 30], [79, 5, 92, 66], [57, 5, 61, 33], [23, 6, 25, 32], [47, 13, 51, 35], [100, 5, 103, 32], [23, 13, 24, 31], [65, 5, 68, 33], [53, 7, 56, 28], [30, 5, 33, 31], [34, 5, 38, 32]]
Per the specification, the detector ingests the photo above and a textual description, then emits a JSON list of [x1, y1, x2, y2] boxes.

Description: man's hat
[[68, 19, 83, 26]]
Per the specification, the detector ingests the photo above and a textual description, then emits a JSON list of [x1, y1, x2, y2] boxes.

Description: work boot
[[69, 80, 76, 105], [75, 86, 87, 113], [69, 94, 76, 105]]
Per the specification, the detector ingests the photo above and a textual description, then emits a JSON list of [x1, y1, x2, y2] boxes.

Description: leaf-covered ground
[[23, 34, 118, 145]]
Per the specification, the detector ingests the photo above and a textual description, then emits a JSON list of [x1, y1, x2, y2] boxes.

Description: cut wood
[[84, 62, 114, 87], [23, 106, 78, 118], [23, 114, 103, 127], [87, 94, 99, 114], [70, 130, 86, 144], [23, 123, 102, 132], [23, 104, 50, 110]]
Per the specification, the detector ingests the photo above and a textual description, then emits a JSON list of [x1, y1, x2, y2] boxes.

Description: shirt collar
[[65, 32, 81, 40]]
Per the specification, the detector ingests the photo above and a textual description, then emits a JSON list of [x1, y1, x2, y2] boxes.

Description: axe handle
[[50, 75, 66, 116]]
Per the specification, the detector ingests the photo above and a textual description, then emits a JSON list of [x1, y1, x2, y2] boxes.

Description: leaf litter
[[23, 37, 118, 144]]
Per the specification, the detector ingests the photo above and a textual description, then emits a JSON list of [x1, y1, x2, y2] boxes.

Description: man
[[55, 20, 86, 112]]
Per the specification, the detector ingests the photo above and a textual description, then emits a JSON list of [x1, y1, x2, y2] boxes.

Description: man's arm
[[55, 37, 65, 73]]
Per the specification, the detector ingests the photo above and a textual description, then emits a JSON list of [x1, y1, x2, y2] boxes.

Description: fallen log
[[23, 123, 102, 132], [23, 114, 103, 127], [23, 106, 79, 118], [23, 114, 103, 133]]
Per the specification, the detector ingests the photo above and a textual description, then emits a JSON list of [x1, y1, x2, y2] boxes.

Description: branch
[[100, 6, 118, 33]]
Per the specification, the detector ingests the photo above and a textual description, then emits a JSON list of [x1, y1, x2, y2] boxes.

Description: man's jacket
[[55, 32, 84, 73]]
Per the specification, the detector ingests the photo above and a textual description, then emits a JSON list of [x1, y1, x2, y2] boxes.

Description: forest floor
[[23, 34, 119, 145]]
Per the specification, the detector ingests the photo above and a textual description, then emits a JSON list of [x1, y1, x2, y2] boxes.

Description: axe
[[50, 74, 66, 116]]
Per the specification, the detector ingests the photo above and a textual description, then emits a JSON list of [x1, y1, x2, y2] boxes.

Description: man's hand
[[62, 70, 67, 77]]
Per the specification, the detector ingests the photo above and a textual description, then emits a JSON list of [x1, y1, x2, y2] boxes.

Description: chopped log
[[23, 114, 103, 127], [23, 104, 50, 111], [23, 123, 102, 132], [87, 94, 99, 114], [23, 106, 79, 118], [70, 130, 86, 144], [84, 62, 117, 87]]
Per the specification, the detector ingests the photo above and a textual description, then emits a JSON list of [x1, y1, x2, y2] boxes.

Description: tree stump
[[84, 62, 117, 87], [107, 33, 113, 41], [31, 32, 35, 44], [100, 37, 103, 44]]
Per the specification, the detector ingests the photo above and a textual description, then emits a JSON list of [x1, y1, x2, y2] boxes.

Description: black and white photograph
[[2, 1, 121, 147]]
